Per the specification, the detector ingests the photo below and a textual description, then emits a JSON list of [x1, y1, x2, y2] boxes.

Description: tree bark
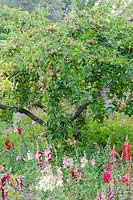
[[0, 104, 45, 126], [70, 102, 89, 121], [0, 102, 89, 126]]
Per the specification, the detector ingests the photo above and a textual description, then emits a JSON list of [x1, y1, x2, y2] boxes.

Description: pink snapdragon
[[45, 149, 52, 162], [80, 156, 88, 168], [108, 187, 115, 199], [35, 151, 43, 170], [16, 156, 22, 161], [63, 157, 73, 168], [91, 159, 96, 167], [0, 165, 4, 172], [106, 164, 111, 171], [42, 164, 51, 174], [96, 193, 106, 200], [35, 151, 43, 160], [121, 175, 129, 186], [56, 167, 63, 187]]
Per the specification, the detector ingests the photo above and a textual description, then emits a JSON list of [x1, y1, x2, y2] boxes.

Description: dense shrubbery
[[85, 113, 133, 149]]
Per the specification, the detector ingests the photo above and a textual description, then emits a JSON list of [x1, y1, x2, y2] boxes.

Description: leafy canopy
[[0, 4, 133, 137]]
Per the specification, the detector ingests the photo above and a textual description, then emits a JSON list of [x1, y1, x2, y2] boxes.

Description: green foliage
[[0, 4, 133, 140], [0, 0, 98, 21], [85, 113, 133, 151], [71, 0, 97, 10]]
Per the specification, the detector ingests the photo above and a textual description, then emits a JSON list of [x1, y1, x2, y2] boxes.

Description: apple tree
[[0, 5, 133, 141]]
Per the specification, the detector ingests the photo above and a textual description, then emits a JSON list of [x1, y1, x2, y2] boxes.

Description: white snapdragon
[[36, 174, 56, 192]]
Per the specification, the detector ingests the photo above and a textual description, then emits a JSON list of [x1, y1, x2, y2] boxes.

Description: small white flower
[[36, 174, 55, 192], [36, 173, 64, 192], [27, 151, 34, 160]]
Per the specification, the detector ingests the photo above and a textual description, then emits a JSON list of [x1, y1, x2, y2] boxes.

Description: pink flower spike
[[121, 175, 129, 186], [56, 176, 63, 187], [81, 156, 88, 168], [42, 164, 51, 174], [91, 159, 96, 167], [0, 165, 4, 172], [106, 164, 111, 171], [63, 157, 73, 168], [110, 149, 116, 156], [7, 128, 14, 132], [96, 193, 106, 200], [57, 167, 63, 177], [35, 151, 43, 160], [16, 156, 22, 161], [45, 149, 52, 162]]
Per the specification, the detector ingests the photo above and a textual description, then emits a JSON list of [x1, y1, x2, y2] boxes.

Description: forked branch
[[0, 104, 45, 126], [70, 102, 89, 121]]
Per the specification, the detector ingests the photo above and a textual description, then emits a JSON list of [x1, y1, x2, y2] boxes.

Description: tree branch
[[0, 102, 89, 125], [70, 102, 89, 121], [0, 104, 45, 126]]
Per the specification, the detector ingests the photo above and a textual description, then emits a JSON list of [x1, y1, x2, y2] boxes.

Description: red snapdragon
[[4, 139, 11, 150], [103, 171, 111, 183], [17, 127, 22, 135], [103, 164, 111, 183], [122, 140, 131, 160]]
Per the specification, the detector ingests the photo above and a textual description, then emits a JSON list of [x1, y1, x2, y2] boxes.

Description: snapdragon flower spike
[[1, 189, 4, 200], [19, 176, 24, 192], [45, 149, 52, 162], [63, 157, 73, 168], [56, 167, 63, 187], [39, 158, 43, 170], [80, 156, 88, 168], [108, 187, 115, 199], [121, 175, 129, 186], [103, 164, 111, 183], [96, 193, 106, 200], [35, 151, 43, 160], [1, 174, 10, 187], [106, 164, 111, 171], [0, 165, 4, 172], [103, 171, 111, 183], [42, 164, 51, 174], [122, 140, 131, 160], [4, 139, 11, 150], [17, 127, 22, 135], [0, 174, 10, 200], [35, 151, 43, 170], [71, 168, 84, 180]]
